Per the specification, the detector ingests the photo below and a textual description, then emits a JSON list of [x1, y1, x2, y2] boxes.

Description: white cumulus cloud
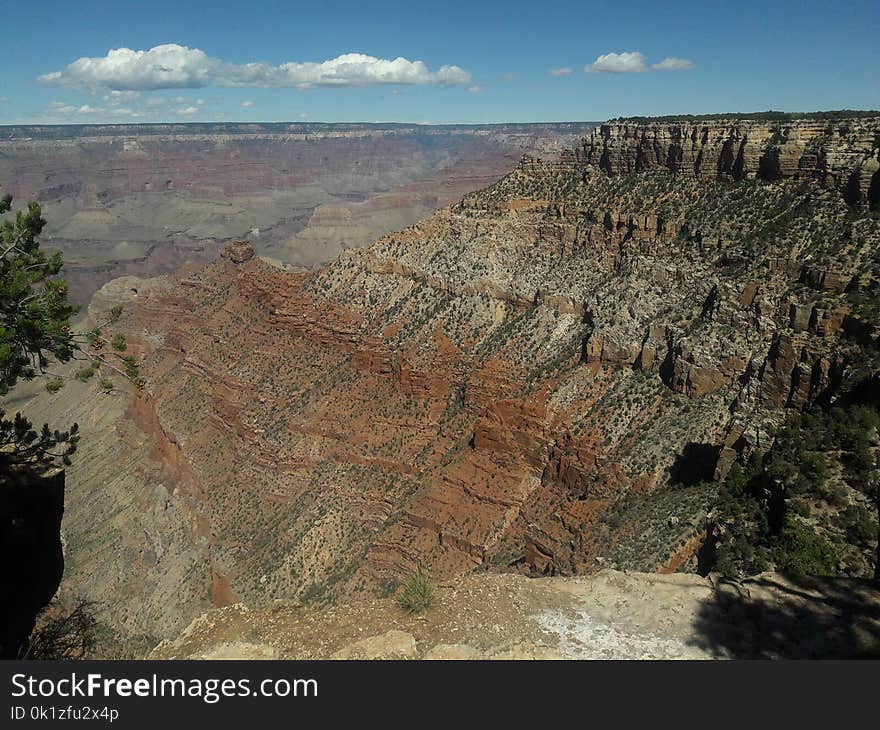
[[586, 52, 648, 73], [585, 51, 695, 73], [177, 106, 199, 116], [48, 102, 100, 115], [46, 101, 143, 119], [241, 100, 255, 107], [39, 44, 472, 90], [104, 90, 141, 103], [652, 57, 696, 71], [549, 67, 573, 77]]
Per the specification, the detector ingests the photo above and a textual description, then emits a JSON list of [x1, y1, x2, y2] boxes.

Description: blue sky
[[2, 0, 878, 124]]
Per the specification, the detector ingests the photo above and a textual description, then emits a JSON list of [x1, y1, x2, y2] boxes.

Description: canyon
[[8, 115, 880, 656], [0, 122, 596, 307]]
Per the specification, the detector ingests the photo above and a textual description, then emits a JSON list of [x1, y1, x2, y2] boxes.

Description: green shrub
[[45, 378, 64, 394], [821, 482, 849, 507], [397, 571, 434, 613], [838, 505, 876, 546], [121, 356, 139, 380], [99, 378, 114, 394], [74, 367, 95, 382], [771, 524, 839, 576], [110, 334, 127, 352]]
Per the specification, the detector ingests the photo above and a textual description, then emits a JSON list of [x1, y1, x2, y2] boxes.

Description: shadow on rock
[[690, 572, 880, 658], [0, 469, 65, 659]]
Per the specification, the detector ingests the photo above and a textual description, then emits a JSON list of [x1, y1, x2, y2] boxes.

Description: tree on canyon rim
[[0, 194, 79, 475]]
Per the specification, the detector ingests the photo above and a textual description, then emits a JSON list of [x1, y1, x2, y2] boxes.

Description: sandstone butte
[[18, 115, 880, 653]]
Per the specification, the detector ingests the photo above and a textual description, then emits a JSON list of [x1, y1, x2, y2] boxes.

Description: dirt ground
[[149, 569, 880, 660]]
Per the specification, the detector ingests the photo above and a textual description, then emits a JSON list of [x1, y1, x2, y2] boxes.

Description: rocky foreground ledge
[[149, 570, 880, 660]]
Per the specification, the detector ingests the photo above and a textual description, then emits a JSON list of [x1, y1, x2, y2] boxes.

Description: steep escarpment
[[15, 116, 879, 651], [565, 118, 880, 205]]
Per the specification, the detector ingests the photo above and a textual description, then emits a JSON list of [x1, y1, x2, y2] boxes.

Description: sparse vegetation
[[121, 356, 139, 380], [74, 366, 95, 382], [397, 571, 434, 613], [712, 402, 879, 578]]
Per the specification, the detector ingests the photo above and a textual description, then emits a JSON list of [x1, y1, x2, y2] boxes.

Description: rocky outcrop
[[148, 569, 880, 659], [220, 240, 255, 264]]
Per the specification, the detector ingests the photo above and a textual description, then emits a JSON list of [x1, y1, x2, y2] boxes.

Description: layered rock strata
[[13, 116, 879, 647]]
